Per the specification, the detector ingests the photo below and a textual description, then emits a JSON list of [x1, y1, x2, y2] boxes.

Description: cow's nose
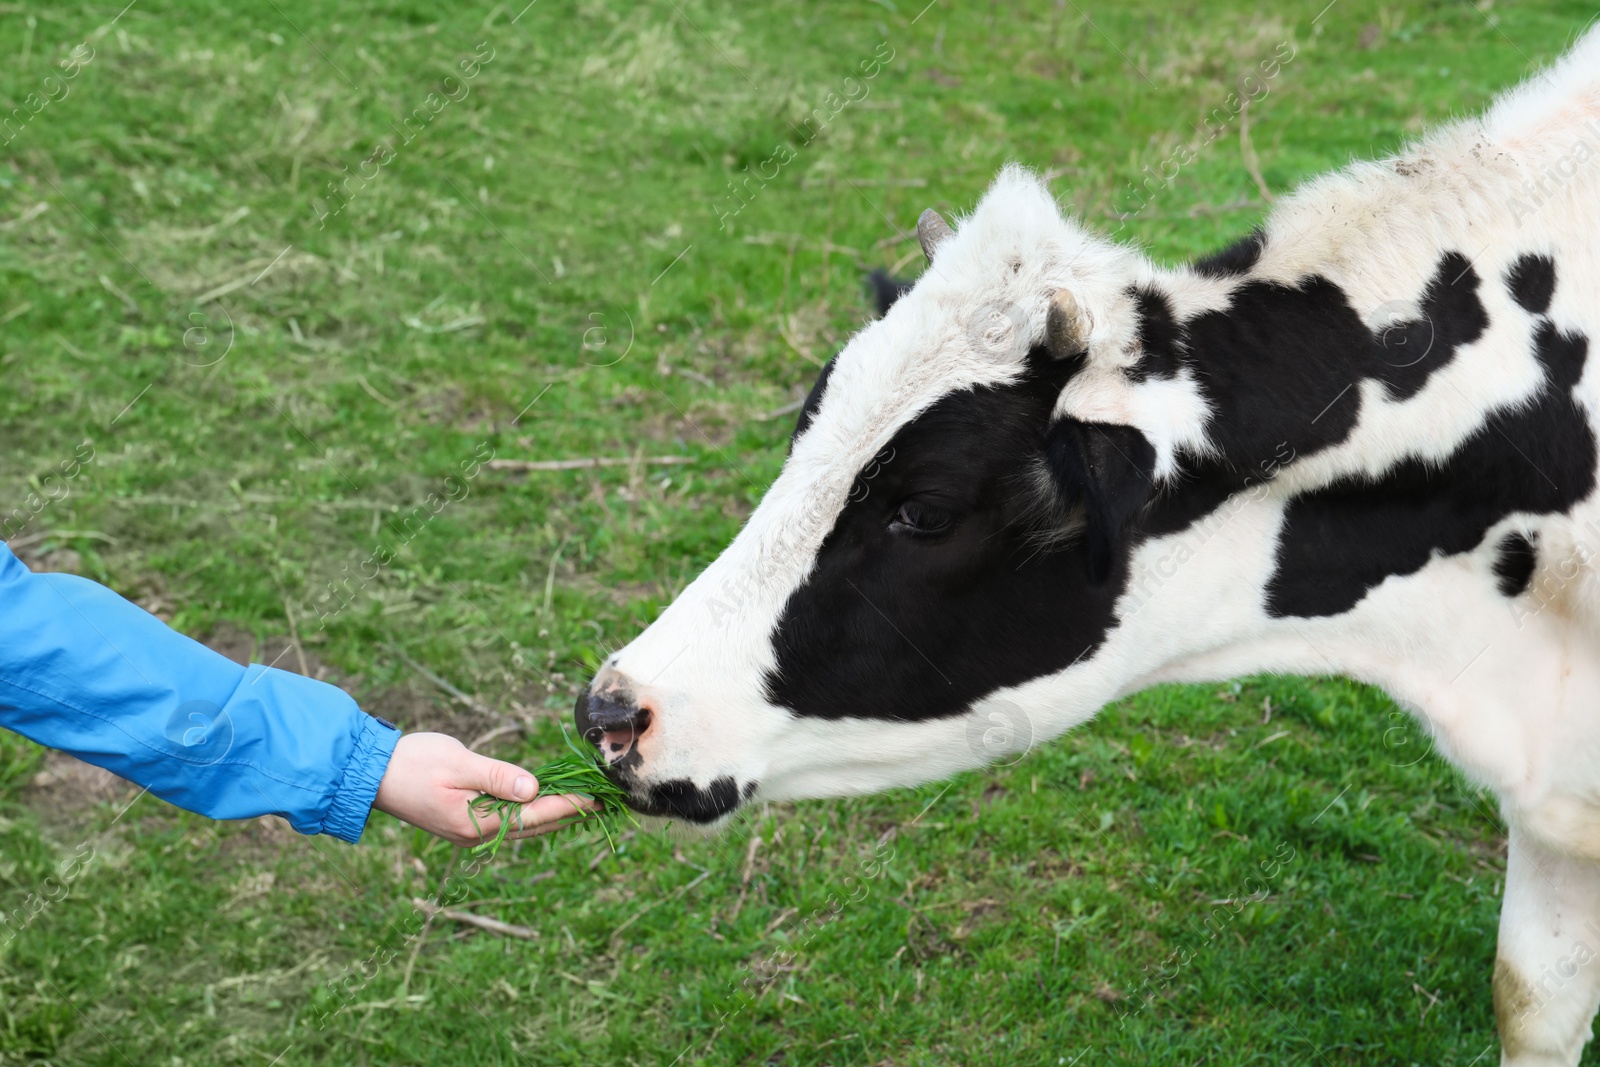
[[574, 689, 652, 761]]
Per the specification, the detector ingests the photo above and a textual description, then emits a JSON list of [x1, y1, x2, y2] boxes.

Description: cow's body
[[581, 28, 1600, 1064]]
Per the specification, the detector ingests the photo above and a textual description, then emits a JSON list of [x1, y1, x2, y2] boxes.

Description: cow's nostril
[[603, 706, 651, 753], [574, 690, 650, 754]]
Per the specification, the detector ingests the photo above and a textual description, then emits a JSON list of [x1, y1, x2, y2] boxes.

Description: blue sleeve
[[0, 542, 400, 843]]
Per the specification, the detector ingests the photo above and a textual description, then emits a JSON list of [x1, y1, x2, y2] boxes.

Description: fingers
[[497, 795, 603, 841], [447, 793, 595, 845], [515, 793, 594, 827], [505, 817, 599, 841], [464, 752, 538, 803], [504, 815, 590, 840]]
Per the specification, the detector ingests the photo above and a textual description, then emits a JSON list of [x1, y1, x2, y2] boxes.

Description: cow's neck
[[1147, 249, 1498, 489], [1105, 244, 1595, 693]]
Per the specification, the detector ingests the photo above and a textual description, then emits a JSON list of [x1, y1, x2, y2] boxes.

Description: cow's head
[[577, 166, 1208, 824]]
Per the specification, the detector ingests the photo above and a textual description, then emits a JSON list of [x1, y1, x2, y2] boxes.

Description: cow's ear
[[1043, 419, 1156, 582], [865, 269, 913, 318]]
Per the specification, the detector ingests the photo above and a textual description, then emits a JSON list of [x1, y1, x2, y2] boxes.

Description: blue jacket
[[0, 542, 399, 842]]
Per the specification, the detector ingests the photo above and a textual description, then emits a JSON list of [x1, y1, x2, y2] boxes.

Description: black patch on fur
[[629, 775, 745, 823], [866, 268, 915, 317], [1183, 275, 1374, 467], [1141, 440, 1298, 543], [1371, 252, 1488, 401], [1536, 321, 1588, 387], [1266, 326, 1593, 617], [1044, 420, 1156, 582], [1178, 251, 1489, 474], [1507, 254, 1556, 314], [1191, 229, 1266, 278], [1493, 532, 1538, 597], [764, 349, 1120, 723], [1127, 286, 1186, 382], [791, 357, 837, 446]]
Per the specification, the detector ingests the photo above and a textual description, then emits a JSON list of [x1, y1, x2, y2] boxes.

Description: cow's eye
[[889, 499, 955, 537]]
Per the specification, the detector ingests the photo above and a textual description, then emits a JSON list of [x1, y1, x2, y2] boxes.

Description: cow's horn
[[917, 209, 954, 263], [1046, 289, 1087, 358]]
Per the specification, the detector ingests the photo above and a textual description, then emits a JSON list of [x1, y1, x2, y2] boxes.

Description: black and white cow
[[579, 28, 1600, 1064]]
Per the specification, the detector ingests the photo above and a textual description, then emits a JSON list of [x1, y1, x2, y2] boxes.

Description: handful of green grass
[[467, 732, 637, 860]]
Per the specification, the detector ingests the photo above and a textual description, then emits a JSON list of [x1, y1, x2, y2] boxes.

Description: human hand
[[373, 732, 596, 846]]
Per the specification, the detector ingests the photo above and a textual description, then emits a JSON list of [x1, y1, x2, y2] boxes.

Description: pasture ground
[[0, 1, 1594, 1063]]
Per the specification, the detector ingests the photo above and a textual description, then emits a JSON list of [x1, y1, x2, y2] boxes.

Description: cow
[[577, 27, 1600, 1065]]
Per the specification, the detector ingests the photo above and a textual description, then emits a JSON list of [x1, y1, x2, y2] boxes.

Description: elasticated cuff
[[320, 714, 401, 843]]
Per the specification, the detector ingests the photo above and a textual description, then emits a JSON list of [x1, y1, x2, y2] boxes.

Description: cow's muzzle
[[573, 679, 754, 825], [574, 689, 650, 766]]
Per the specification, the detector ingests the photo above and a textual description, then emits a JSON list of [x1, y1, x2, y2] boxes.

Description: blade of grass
[[467, 728, 639, 860]]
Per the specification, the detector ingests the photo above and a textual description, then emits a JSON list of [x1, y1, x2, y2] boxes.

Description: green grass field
[[0, 1, 1594, 1063]]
